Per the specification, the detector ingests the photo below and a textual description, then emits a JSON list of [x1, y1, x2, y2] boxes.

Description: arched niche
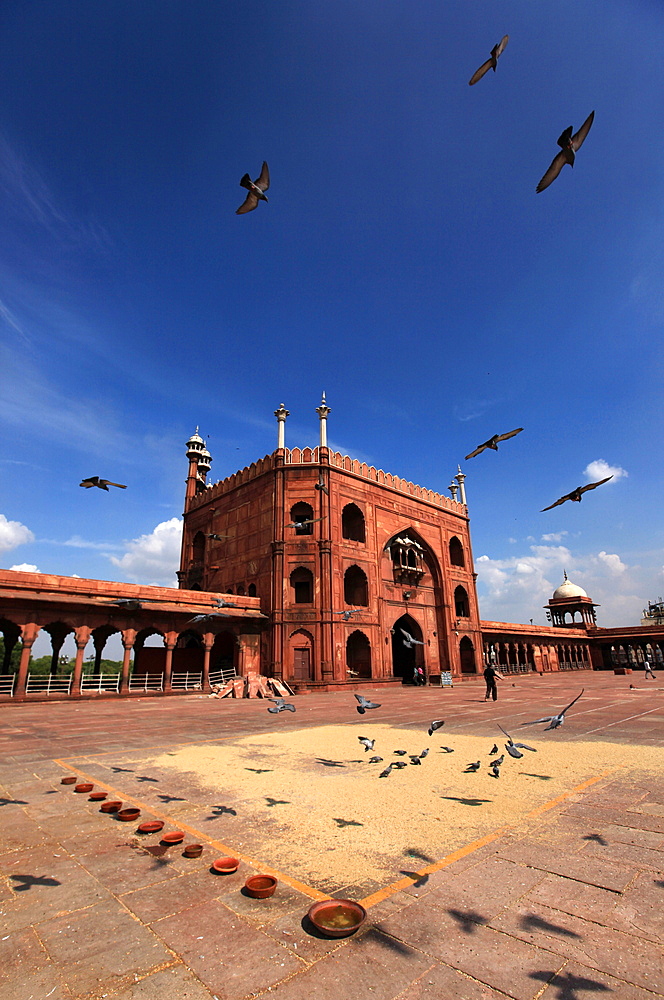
[[290, 567, 314, 604], [346, 630, 371, 678], [449, 536, 465, 567], [344, 565, 368, 606], [459, 636, 476, 674], [342, 503, 365, 543], [290, 502, 314, 535], [454, 585, 469, 618]]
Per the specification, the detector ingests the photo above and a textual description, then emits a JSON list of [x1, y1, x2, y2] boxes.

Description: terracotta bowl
[[161, 831, 185, 845], [61, 776, 77, 785], [307, 899, 367, 938], [212, 856, 239, 874], [89, 792, 108, 801], [244, 875, 277, 898], [183, 844, 203, 858], [74, 783, 94, 793], [117, 807, 141, 822], [100, 800, 122, 813], [137, 820, 164, 835]]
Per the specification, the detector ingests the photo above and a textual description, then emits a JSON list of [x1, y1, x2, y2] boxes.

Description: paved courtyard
[[1, 670, 663, 1000]]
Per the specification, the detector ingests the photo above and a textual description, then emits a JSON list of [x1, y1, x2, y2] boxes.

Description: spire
[[454, 464, 467, 505], [274, 403, 289, 450], [315, 391, 331, 448]]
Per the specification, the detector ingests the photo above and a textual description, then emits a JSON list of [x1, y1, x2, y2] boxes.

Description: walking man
[[644, 658, 656, 680], [483, 663, 503, 701]]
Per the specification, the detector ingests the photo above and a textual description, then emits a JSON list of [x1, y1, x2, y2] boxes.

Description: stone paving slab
[[1, 675, 663, 1000]]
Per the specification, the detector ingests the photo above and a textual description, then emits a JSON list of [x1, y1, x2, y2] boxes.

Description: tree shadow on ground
[[531, 969, 611, 999]]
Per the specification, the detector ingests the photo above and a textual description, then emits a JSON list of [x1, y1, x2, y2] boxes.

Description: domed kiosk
[[545, 572, 598, 627]]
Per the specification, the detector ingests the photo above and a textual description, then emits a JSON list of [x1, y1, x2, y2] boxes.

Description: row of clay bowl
[[60, 775, 279, 900]]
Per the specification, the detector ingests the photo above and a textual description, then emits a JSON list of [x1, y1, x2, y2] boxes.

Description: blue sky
[[1, 0, 663, 630]]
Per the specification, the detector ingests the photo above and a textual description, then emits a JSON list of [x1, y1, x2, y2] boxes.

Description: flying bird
[[189, 612, 230, 623], [468, 35, 509, 86], [355, 694, 381, 714], [520, 689, 584, 730], [207, 533, 231, 541], [428, 720, 445, 736], [80, 477, 127, 490], [465, 761, 481, 772], [465, 428, 523, 461], [400, 629, 425, 648], [536, 111, 595, 193], [314, 475, 329, 495], [212, 598, 237, 608], [287, 517, 326, 529], [337, 610, 360, 621], [236, 161, 269, 214], [497, 724, 537, 758], [358, 736, 375, 752], [541, 476, 613, 511], [267, 697, 296, 714]]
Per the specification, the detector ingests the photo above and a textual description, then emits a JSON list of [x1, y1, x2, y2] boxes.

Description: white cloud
[[109, 518, 183, 586], [583, 459, 628, 483], [541, 531, 568, 543], [8, 562, 39, 573], [0, 513, 34, 553], [476, 542, 660, 627]]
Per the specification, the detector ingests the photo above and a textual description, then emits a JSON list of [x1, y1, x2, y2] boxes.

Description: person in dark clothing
[[483, 664, 503, 701]]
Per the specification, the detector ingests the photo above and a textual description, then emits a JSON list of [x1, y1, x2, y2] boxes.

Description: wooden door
[[293, 647, 311, 681]]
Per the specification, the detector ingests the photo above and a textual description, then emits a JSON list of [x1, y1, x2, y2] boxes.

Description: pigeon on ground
[[236, 161, 269, 214], [267, 697, 296, 714], [541, 476, 612, 511], [468, 35, 509, 86], [465, 428, 523, 460], [355, 694, 381, 714], [536, 112, 595, 193], [465, 762, 481, 772], [409, 756, 422, 765], [489, 763, 501, 778], [367, 756, 383, 763], [379, 764, 394, 778], [520, 689, 584, 730], [358, 737, 375, 752], [393, 750, 408, 756], [440, 746, 455, 753], [489, 755, 504, 768], [428, 720, 445, 736], [80, 476, 127, 490], [400, 629, 425, 648], [419, 748, 430, 759], [393, 761, 408, 769], [489, 744, 499, 756]]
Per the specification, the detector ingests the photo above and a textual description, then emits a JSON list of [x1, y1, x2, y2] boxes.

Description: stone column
[[315, 393, 331, 449], [120, 630, 136, 693], [274, 404, 289, 451], [14, 624, 39, 698], [454, 466, 467, 506], [164, 635, 177, 692], [71, 627, 90, 697], [202, 635, 213, 691]]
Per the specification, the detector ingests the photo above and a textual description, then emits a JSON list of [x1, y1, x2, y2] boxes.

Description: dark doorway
[[459, 636, 476, 674], [391, 615, 424, 683], [346, 631, 371, 678]]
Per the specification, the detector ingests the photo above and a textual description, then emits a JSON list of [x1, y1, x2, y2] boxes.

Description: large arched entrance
[[391, 615, 424, 683]]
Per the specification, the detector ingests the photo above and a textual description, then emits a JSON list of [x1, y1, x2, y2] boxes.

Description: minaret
[[448, 480, 459, 501], [315, 392, 331, 448], [185, 428, 205, 502], [274, 403, 289, 450], [197, 445, 212, 486], [455, 465, 467, 505]]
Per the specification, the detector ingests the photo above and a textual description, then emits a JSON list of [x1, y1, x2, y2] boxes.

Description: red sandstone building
[[1, 397, 663, 700]]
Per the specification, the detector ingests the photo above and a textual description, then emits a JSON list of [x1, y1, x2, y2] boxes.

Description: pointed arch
[[346, 630, 371, 678], [342, 503, 365, 542]]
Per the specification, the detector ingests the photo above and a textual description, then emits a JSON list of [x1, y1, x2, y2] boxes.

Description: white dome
[[553, 575, 587, 600]]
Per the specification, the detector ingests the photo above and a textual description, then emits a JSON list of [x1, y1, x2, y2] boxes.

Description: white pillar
[[315, 392, 331, 448], [455, 465, 467, 505], [274, 404, 289, 450]]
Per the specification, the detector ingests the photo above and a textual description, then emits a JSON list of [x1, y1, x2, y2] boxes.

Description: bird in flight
[[267, 697, 296, 714], [80, 477, 127, 490], [520, 689, 584, 731], [358, 736, 375, 752], [498, 724, 537, 758], [468, 35, 509, 86], [189, 612, 230, 623], [355, 694, 381, 714], [236, 161, 269, 214], [287, 517, 326, 529], [465, 428, 523, 460], [336, 610, 360, 621], [314, 474, 329, 495], [212, 598, 237, 608], [541, 476, 613, 511], [400, 629, 425, 648], [207, 533, 231, 541], [536, 112, 595, 193], [428, 720, 445, 736]]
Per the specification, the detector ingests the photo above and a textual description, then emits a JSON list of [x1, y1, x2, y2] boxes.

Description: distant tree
[[82, 657, 123, 675], [0, 637, 21, 673]]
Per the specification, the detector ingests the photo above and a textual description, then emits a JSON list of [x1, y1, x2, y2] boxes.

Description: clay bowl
[[74, 783, 94, 793], [117, 807, 141, 822], [161, 831, 185, 845], [307, 899, 367, 938], [137, 820, 164, 835], [211, 856, 240, 875], [61, 776, 77, 785], [244, 875, 277, 899], [89, 791, 108, 801], [100, 800, 122, 813], [183, 844, 203, 858]]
